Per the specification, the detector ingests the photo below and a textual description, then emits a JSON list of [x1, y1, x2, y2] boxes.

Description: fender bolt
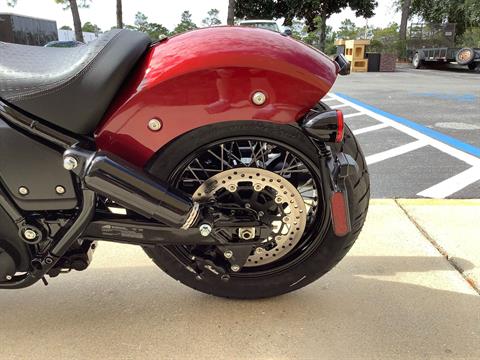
[[252, 91, 267, 106], [148, 118, 162, 131], [63, 156, 78, 171], [224, 250, 233, 259], [231, 265, 240, 272]]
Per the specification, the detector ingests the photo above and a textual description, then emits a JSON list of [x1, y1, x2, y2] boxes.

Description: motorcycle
[[0, 27, 369, 298]]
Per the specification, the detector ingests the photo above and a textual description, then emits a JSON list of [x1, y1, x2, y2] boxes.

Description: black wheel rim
[[168, 136, 329, 276]]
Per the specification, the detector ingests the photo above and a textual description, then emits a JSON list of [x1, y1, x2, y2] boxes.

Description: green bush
[[458, 28, 480, 47]]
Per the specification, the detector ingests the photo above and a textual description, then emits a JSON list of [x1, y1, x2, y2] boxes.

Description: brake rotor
[[193, 167, 307, 267]]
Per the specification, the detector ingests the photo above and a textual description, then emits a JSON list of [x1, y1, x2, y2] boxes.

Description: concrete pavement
[[397, 199, 480, 292], [0, 200, 479, 359]]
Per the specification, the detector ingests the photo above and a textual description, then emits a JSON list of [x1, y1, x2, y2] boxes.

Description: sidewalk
[[0, 200, 479, 359], [397, 199, 480, 292]]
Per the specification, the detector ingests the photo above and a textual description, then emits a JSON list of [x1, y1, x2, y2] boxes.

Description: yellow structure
[[335, 39, 371, 72]]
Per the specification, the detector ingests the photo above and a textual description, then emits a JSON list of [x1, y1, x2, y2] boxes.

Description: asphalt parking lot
[[330, 66, 480, 198]]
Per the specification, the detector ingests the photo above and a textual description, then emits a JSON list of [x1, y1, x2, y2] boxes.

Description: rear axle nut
[[23, 229, 37, 241], [199, 224, 212, 237]]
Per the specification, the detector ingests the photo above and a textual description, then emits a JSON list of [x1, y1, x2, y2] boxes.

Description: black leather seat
[[0, 30, 151, 134]]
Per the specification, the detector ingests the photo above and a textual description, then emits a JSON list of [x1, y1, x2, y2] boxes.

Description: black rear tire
[[456, 48, 475, 65], [468, 63, 478, 71], [144, 121, 370, 299], [412, 53, 423, 69]]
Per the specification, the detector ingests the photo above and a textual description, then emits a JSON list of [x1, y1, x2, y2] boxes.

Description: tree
[[369, 23, 402, 54], [172, 10, 198, 35], [202, 8, 222, 27], [54, 0, 91, 42], [134, 11, 149, 31], [227, 0, 235, 25], [459, 27, 480, 47], [132, 12, 169, 40], [234, 0, 377, 51], [398, 0, 412, 41], [409, 0, 480, 38], [60, 25, 72, 30], [337, 19, 359, 40], [304, 19, 337, 54], [82, 21, 101, 33], [116, 0, 123, 29]]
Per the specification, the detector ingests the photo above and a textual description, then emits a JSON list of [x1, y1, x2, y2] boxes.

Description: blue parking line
[[411, 92, 477, 103], [334, 92, 480, 158]]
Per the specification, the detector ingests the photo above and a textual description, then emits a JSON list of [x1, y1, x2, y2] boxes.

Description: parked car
[[44, 40, 84, 48], [238, 20, 281, 33]]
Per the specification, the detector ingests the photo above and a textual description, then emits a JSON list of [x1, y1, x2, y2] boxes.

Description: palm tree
[[227, 0, 235, 25], [116, 0, 123, 29], [55, 0, 90, 42], [399, 0, 411, 41]]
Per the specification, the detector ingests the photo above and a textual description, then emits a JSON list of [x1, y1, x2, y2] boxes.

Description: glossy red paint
[[95, 27, 338, 167]]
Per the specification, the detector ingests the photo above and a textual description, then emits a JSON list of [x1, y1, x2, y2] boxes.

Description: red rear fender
[[95, 27, 338, 166]]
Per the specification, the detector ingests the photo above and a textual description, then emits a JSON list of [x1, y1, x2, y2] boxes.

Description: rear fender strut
[[301, 106, 358, 237]]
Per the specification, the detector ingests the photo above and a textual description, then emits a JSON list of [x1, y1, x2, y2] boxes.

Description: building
[[0, 13, 57, 46]]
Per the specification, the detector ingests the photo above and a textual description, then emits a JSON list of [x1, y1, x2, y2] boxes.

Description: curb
[[393, 198, 480, 295], [396, 198, 480, 206]]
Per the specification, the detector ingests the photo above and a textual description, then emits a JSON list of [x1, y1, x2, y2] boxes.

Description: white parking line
[[344, 112, 365, 119], [366, 140, 427, 165], [329, 93, 480, 166], [328, 92, 480, 198], [353, 123, 390, 135], [418, 167, 480, 198], [330, 104, 349, 109]]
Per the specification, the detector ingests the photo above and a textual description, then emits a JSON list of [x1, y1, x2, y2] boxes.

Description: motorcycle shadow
[[0, 254, 478, 359]]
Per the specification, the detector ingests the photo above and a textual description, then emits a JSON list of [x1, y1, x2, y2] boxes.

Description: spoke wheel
[[170, 137, 324, 274], [144, 121, 370, 299]]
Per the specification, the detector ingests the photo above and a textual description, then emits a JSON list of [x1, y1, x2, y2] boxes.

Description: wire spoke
[[185, 166, 202, 184], [225, 142, 244, 165], [248, 141, 259, 166], [195, 159, 210, 178], [207, 149, 233, 169]]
